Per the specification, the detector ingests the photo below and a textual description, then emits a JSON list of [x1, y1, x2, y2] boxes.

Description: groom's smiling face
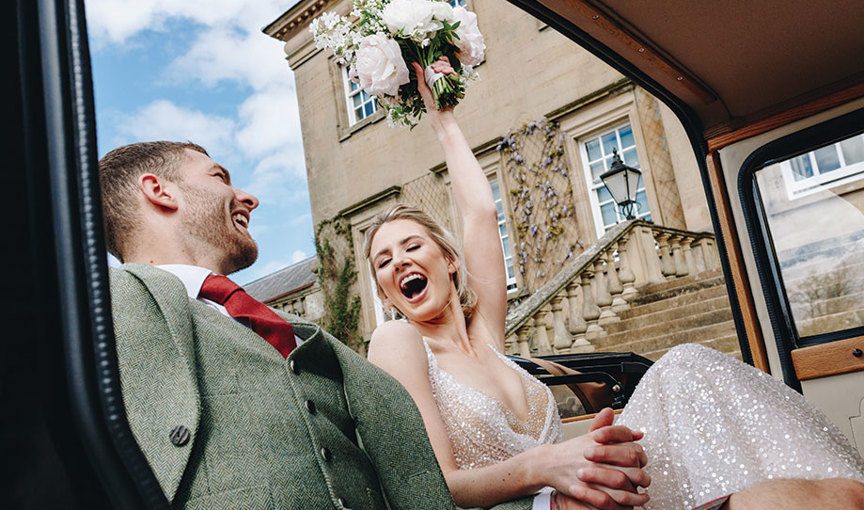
[[370, 219, 458, 321], [173, 149, 260, 274]]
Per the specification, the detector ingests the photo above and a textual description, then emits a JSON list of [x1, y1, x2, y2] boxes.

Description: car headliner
[[534, 0, 864, 135]]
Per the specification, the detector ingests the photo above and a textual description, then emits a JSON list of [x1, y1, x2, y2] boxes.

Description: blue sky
[[85, 0, 312, 284]]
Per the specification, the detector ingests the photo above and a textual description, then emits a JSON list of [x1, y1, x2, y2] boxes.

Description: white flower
[[355, 33, 410, 96], [452, 6, 485, 66], [381, 0, 442, 38], [429, 1, 455, 22]]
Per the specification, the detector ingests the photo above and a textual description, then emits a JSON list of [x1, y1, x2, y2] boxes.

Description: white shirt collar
[[157, 264, 214, 299]]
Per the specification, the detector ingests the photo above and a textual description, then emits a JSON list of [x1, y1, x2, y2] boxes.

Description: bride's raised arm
[[415, 59, 508, 347]]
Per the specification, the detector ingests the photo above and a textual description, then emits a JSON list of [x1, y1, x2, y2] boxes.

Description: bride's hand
[[532, 409, 650, 509], [411, 57, 456, 136]]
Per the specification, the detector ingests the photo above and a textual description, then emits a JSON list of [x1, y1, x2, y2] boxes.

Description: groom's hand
[[537, 408, 649, 509], [568, 408, 651, 508], [584, 408, 649, 485]]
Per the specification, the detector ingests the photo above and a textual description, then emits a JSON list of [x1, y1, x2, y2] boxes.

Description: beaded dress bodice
[[423, 339, 562, 470]]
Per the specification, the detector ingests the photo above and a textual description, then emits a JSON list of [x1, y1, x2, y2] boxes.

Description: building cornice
[[545, 78, 634, 122], [338, 185, 402, 217], [263, 0, 335, 42], [430, 135, 504, 175]]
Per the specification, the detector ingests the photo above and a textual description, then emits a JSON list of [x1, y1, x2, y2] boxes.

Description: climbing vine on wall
[[315, 216, 364, 353], [497, 119, 584, 291]]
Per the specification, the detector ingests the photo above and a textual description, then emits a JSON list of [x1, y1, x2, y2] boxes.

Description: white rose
[[355, 33, 410, 96], [430, 1, 454, 22], [381, 0, 442, 38], [452, 6, 485, 66]]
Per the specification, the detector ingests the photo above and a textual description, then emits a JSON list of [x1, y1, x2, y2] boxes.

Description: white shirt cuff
[[532, 488, 553, 510]]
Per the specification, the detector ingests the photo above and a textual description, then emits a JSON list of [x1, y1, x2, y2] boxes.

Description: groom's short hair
[[98, 141, 207, 261]]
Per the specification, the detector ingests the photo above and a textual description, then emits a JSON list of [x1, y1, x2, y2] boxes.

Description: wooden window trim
[[791, 336, 864, 381]]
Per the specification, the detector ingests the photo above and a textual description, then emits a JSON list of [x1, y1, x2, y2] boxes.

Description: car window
[[752, 127, 864, 344]]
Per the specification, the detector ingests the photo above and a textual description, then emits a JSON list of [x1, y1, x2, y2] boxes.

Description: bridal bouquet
[[310, 0, 485, 128]]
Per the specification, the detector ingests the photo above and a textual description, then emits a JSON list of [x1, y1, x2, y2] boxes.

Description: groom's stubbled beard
[[178, 181, 258, 274]]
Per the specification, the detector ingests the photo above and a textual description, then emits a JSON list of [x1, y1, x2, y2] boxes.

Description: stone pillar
[[617, 237, 638, 301], [581, 271, 605, 341], [551, 295, 572, 353], [517, 324, 532, 358], [533, 309, 554, 356], [566, 282, 592, 352], [655, 232, 677, 280], [595, 260, 619, 325], [670, 235, 689, 277], [682, 236, 698, 276], [606, 247, 628, 313], [632, 226, 666, 285]]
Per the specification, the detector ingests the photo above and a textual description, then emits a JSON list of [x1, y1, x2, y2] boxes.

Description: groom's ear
[[139, 173, 179, 212]]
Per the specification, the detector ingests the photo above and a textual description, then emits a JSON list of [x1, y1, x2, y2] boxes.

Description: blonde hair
[[364, 204, 478, 319]]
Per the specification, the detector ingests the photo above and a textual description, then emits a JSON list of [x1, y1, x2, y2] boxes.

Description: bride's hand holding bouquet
[[310, 0, 484, 128]]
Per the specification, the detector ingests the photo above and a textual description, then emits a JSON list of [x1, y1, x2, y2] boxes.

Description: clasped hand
[[545, 408, 650, 510]]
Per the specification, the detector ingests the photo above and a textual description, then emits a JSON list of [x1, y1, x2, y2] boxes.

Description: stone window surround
[[435, 143, 524, 296], [343, 189, 404, 340], [341, 65, 379, 126], [326, 0, 478, 142], [578, 122, 653, 236], [555, 87, 665, 244], [329, 55, 386, 142], [779, 135, 864, 200]]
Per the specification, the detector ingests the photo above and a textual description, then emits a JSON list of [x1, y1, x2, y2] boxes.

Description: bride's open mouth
[[399, 272, 428, 302]]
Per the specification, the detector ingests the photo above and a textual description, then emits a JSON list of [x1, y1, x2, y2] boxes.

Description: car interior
[[7, 0, 863, 508]]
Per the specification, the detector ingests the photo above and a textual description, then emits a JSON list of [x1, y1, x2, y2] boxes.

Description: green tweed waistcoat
[[110, 264, 531, 510]]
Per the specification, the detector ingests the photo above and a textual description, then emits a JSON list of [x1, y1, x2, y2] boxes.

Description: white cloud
[[168, 26, 292, 92], [236, 84, 303, 157], [243, 148, 307, 206], [291, 250, 307, 263], [85, 0, 292, 46], [113, 100, 236, 154]]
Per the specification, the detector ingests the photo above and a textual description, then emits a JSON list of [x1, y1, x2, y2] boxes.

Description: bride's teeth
[[400, 273, 421, 289]]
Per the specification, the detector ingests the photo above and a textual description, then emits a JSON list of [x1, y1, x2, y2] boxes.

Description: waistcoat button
[[337, 496, 349, 508], [169, 425, 190, 447], [290, 359, 299, 374], [305, 399, 316, 414], [321, 447, 332, 462]]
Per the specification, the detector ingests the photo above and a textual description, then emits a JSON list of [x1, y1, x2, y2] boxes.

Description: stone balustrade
[[504, 219, 719, 356]]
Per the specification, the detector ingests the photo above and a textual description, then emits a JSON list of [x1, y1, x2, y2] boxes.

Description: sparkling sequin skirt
[[617, 343, 864, 510]]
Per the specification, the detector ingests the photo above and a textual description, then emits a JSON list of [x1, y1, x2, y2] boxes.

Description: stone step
[[595, 307, 734, 349], [593, 319, 737, 355], [777, 232, 864, 269], [790, 289, 864, 321], [605, 295, 732, 334], [629, 268, 723, 298], [784, 270, 864, 306], [780, 251, 863, 282], [639, 335, 742, 362], [796, 309, 864, 338], [617, 283, 729, 319], [627, 275, 726, 308]]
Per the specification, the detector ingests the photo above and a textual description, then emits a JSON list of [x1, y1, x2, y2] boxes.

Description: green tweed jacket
[[110, 264, 533, 510]]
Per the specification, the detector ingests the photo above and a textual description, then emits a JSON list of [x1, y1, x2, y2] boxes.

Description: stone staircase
[[778, 233, 864, 338], [503, 219, 742, 361], [594, 269, 740, 360]]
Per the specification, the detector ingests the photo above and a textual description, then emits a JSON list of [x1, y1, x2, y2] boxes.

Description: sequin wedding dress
[[424, 341, 864, 510]]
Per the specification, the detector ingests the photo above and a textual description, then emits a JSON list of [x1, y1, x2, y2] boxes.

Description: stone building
[[246, 256, 323, 321], [262, 0, 742, 358]]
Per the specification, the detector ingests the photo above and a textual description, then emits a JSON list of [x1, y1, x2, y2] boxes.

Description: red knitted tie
[[199, 274, 296, 358]]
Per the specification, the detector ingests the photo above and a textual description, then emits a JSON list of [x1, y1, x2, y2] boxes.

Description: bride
[[366, 58, 864, 510]]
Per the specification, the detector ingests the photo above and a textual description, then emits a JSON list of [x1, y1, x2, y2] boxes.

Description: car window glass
[[755, 132, 864, 339]]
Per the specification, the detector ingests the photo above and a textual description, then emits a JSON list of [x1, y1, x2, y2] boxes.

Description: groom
[[101, 140, 653, 510], [101, 141, 864, 510]]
